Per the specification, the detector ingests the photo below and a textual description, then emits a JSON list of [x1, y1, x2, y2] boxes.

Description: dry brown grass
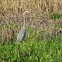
[[0, 0, 62, 16], [0, 0, 62, 43]]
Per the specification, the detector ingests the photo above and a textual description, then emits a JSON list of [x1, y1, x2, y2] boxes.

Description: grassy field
[[0, 25, 62, 62], [0, 27, 62, 62], [0, 0, 62, 62]]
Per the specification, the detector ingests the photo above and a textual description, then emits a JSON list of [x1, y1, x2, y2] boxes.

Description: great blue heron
[[17, 11, 29, 42]]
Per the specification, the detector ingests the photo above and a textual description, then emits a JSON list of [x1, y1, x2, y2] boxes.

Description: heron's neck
[[24, 13, 26, 27]]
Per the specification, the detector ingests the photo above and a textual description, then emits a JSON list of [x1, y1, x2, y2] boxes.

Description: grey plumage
[[17, 11, 29, 42], [17, 26, 26, 42]]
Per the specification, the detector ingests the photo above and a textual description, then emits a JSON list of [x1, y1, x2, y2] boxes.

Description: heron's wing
[[17, 28, 26, 42], [19, 30, 26, 42]]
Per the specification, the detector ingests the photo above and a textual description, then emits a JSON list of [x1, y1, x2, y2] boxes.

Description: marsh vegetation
[[0, 0, 62, 62]]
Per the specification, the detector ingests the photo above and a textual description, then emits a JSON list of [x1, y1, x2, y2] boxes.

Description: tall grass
[[0, 25, 62, 62], [0, 0, 62, 18], [0, 0, 62, 62]]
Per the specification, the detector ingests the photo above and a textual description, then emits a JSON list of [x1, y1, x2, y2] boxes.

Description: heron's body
[[17, 11, 29, 42], [17, 26, 26, 42]]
